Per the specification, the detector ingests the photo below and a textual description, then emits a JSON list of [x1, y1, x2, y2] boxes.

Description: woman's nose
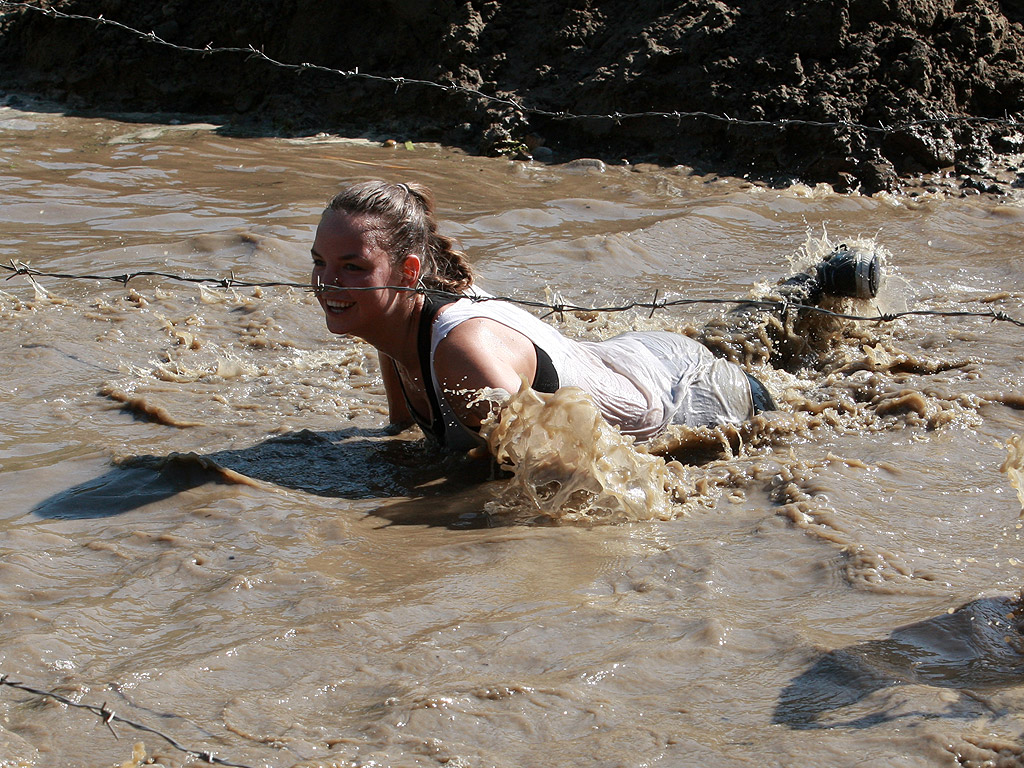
[[315, 265, 339, 288]]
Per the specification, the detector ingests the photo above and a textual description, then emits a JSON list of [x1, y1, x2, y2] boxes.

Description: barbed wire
[[1, 0, 1022, 136], [0, 673, 260, 767], [4, 259, 1024, 328]]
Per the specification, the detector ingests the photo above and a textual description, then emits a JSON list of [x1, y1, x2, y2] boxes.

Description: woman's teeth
[[325, 300, 354, 311]]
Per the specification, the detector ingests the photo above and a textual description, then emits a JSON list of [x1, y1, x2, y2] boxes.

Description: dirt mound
[[2, 0, 1024, 192]]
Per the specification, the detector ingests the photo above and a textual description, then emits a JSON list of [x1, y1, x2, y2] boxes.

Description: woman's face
[[311, 210, 406, 342]]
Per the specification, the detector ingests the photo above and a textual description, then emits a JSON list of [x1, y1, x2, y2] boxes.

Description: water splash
[[1001, 434, 1024, 515], [481, 383, 685, 525]]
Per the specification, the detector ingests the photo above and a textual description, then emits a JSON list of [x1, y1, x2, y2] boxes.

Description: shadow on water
[[774, 594, 1024, 730], [31, 427, 498, 528]]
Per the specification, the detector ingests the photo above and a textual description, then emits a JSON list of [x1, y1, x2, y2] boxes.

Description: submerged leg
[[698, 243, 884, 371], [774, 244, 881, 305]]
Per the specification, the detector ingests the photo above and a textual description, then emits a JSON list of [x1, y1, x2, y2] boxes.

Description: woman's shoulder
[[432, 309, 539, 400], [431, 284, 579, 361], [433, 289, 536, 335]]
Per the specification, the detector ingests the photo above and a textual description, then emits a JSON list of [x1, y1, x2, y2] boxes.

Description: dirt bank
[[2, 0, 1024, 193]]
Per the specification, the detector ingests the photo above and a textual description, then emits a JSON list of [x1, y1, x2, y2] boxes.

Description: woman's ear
[[401, 254, 422, 287]]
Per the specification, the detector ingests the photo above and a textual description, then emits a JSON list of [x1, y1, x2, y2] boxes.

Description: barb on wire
[[0, 673, 258, 767], [3, 259, 1024, 329], [648, 288, 661, 319], [1, 0, 1022, 136]]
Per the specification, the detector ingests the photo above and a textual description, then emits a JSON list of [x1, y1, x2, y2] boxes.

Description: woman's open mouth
[[323, 299, 354, 313]]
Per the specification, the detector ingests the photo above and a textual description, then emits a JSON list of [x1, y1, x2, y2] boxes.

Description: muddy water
[[1, 105, 1024, 768]]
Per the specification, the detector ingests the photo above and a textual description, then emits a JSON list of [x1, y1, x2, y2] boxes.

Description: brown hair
[[326, 180, 474, 293]]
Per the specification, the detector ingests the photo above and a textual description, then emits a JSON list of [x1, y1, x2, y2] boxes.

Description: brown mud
[[2, 0, 1024, 194]]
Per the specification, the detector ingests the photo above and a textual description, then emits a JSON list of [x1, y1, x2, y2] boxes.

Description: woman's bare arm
[[432, 318, 538, 430]]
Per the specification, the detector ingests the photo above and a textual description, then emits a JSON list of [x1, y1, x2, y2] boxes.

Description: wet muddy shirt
[[427, 292, 755, 450]]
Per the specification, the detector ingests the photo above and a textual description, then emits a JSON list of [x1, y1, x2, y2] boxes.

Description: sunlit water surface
[[2, 106, 1024, 768]]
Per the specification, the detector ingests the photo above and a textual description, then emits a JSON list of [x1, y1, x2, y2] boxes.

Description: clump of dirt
[[1, 0, 1023, 193]]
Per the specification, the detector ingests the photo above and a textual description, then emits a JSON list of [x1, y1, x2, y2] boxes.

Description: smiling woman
[[310, 180, 773, 454]]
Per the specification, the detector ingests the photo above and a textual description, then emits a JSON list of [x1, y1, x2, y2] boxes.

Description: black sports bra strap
[[415, 295, 451, 439], [392, 296, 453, 440]]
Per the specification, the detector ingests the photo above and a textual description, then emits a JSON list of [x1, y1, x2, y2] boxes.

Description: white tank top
[[424, 293, 753, 450]]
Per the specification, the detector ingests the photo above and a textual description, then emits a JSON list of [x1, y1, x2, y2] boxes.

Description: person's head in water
[[323, 180, 474, 294], [311, 180, 475, 346]]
